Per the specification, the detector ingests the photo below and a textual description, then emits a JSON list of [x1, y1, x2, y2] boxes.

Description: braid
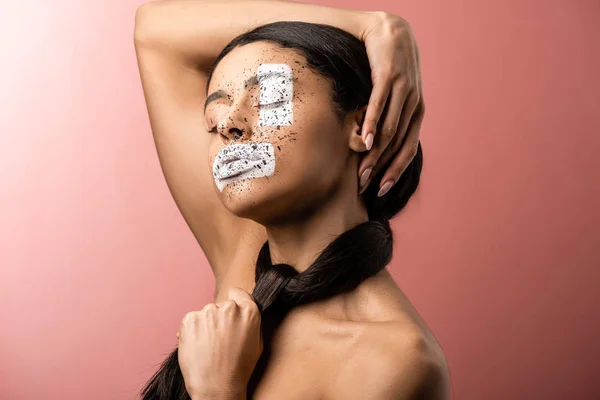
[[246, 218, 393, 397]]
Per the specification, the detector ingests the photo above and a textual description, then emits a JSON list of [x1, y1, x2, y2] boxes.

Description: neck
[[264, 181, 369, 273]]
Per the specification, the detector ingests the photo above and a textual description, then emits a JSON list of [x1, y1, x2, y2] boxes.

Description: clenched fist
[[177, 287, 263, 399]]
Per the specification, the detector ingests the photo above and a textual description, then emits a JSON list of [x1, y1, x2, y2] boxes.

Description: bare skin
[[134, 1, 449, 398]]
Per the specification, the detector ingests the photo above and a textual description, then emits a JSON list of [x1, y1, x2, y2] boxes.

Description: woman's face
[[205, 41, 362, 224]]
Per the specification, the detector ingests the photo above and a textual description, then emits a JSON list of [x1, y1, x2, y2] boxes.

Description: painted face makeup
[[213, 142, 276, 192], [212, 63, 294, 192], [257, 63, 294, 126]]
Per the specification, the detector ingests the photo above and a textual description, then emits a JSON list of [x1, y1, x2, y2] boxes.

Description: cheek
[[273, 115, 341, 179], [207, 139, 223, 173]]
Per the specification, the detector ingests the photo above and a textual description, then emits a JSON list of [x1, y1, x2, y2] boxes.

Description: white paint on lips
[[212, 142, 276, 191]]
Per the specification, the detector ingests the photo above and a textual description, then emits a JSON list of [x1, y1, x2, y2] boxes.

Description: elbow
[[134, 2, 159, 45]]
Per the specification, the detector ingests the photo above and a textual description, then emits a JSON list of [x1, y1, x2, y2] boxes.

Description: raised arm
[[134, 0, 367, 70], [133, 0, 423, 290], [133, 0, 370, 286]]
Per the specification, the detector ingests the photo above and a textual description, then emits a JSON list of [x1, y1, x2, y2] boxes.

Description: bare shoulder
[[369, 321, 450, 400], [329, 320, 450, 400]]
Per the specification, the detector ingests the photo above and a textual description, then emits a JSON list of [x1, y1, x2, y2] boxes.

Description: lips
[[218, 159, 260, 179], [214, 144, 263, 180], [212, 143, 276, 191]]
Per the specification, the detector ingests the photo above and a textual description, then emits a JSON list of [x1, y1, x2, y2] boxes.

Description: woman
[[134, 1, 448, 399]]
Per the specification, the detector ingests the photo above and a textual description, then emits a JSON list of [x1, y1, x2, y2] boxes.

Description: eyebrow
[[204, 70, 295, 112], [204, 90, 228, 113]]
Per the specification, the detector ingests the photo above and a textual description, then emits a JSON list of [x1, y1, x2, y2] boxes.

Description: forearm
[[134, 0, 369, 68]]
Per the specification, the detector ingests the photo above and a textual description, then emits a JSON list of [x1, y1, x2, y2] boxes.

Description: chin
[[217, 178, 282, 222]]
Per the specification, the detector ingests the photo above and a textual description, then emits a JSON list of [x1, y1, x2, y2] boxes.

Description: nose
[[217, 96, 253, 142]]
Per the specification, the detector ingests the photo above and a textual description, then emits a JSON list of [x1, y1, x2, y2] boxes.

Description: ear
[[347, 105, 369, 153]]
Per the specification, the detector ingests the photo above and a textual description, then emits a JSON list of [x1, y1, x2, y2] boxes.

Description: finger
[[359, 131, 403, 196], [374, 93, 419, 174], [361, 74, 392, 146], [179, 310, 202, 341], [359, 84, 406, 186], [378, 102, 424, 193], [396, 89, 420, 138], [368, 128, 403, 186], [215, 299, 237, 309], [227, 286, 257, 309]]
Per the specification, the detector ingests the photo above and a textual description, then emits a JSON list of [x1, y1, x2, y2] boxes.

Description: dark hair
[[140, 21, 423, 400]]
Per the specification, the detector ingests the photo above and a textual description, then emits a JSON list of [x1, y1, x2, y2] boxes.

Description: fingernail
[[360, 167, 372, 188], [365, 133, 374, 151], [377, 180, 394, 197], [359, 178, 371, 195]]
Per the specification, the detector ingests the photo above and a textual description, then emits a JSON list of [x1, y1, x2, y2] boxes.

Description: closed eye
[[259, 100, 287, 109]]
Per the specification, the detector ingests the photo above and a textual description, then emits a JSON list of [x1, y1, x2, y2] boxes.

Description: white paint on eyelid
[[212, 142, 276, 192], [258, 63, 293, 126]]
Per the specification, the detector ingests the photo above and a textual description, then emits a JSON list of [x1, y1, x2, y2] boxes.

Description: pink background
[[1, 0, 599, 399]]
